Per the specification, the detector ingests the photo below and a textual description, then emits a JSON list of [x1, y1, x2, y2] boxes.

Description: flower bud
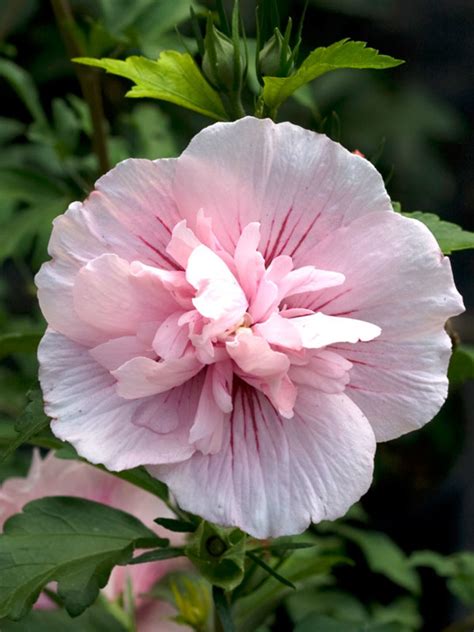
[[202, 19, 241, 92], [258, 29, 293, 77]]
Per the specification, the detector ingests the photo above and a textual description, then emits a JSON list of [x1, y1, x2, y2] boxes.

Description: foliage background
[[0, 0, 473, 629]]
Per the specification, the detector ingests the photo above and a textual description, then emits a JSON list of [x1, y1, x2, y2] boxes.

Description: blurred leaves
[[448, 345, 474, 387], [0, 332, 42, 359], [320, 523, 420, 594], [75, 52, 228, 120], [410, 550, 474, 606], [0, 390, 48, 462], [0, 603, 128, 632]]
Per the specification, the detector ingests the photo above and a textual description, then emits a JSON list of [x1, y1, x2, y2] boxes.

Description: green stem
[[50, 0, 109, 174], [215, 613, 225, 632]]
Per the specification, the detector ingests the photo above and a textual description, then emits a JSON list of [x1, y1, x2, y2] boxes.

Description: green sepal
[[185, 521, 246, 590]]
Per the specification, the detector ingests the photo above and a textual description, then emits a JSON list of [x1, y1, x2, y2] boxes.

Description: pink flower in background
[[0, 451, 188, 631], [36, 117, 463, 538]]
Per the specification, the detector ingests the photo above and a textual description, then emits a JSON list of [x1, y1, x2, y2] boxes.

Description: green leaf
[[74, 52, 228, 121], [0, 117, 25, 144], [1, 390, 50, 462], [448, 345, 474, 387], [401, 211, 474, 254], [0, 496, 161, 620], [0, 59, 47, 126], [262, 39, 403, 112], [286, 589, 368, 624], [0, 332, 43, 360], [127, 547, 184, 565], [329, 524, 420, 594], [113, 466, 169, 502], [409, 550, 474, 606], [212, 586, 236, 632], [154, 517, 197, 532], [0, 167, 66, 204], [295, 614, 400, 632], [185, 521, 246, 590], [371, 596, 422, 630], [246, 551, 296, 589], [234, 535, 348, 631], [447, 553, 474, 606], [0, 603, 128, 632], [250, 539, 317, 554]]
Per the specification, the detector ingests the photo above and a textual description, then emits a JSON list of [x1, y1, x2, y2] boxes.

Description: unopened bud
[[203, 19, 241, 92], [258, 29, 293, 77]]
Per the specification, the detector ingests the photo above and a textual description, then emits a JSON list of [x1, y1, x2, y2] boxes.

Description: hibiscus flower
[[36, 117, 463, 538]]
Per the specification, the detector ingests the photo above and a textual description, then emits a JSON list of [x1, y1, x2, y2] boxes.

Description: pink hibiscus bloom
[[0, 451, 189, 631], [36, 117, 463, 538]]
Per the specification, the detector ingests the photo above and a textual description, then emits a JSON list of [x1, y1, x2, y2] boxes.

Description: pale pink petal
[[289, 212, 464, 439], [152, 385, 375, 538], [226, 329, 289, 377], [211, 360, 234, 413], [73, 254, 179, 336], [152, 312, 190, 359], [173, 117, 392, 260], [187, 245, 248, 323], [278, 267, 345, 300], [90, 336, 155, 371], [299, 212, 464, 337], [253, 312, 302, 350], [36, 159, 181, 346], [189, 366, 227, 455], [113, 355, 203, 399], [335, 332, 454, 440], [290, 351, 352, 394], [233, 222, 265, 300], [248, 277, 279, 323], [39, 331, 197, 469], [166, 219, 201, 267], [290, 312, 381, 349], [89, 158, 182, 268]]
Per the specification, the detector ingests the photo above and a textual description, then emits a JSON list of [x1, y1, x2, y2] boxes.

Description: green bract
[[185, 521, 246, 590]]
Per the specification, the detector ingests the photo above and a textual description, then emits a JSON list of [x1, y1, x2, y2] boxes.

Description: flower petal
[[226, 329, 290, 377], [336, 332, 454, 440], [289, 211, 464, 439], [36, 159, 181, 346], [90, 335, 156, 371], [290, 312, 381, 349], [113, 355, 203, 399], [152, 384, 375, 538], [189, 365, 228, 455], [253, 312, 302, 350], [39, 331, 197, 469], [187, 244, 248, 322], [173, 117, 392, 261], [73, 254, 179, 336]]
